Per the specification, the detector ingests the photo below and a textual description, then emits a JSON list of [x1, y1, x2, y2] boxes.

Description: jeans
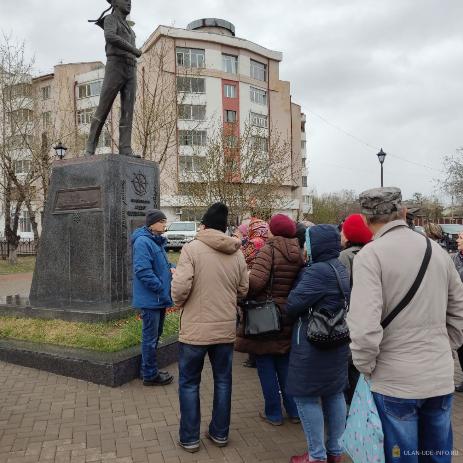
[[178, 343, 233, 445], [255, 353, 298, 422], [140, 308, 165, 381], [373, 392, 453, 463], [294, 393, 346, 461]]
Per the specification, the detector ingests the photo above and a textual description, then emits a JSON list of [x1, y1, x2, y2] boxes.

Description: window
[[42, 111, 52, 128], [176, 48, 205, 68], [179, 155, 205, 173], [42, 86, 51, 100], [301, 140, 306, 150], [250, 60, 267, 81], [176, 76, 205, 93], [168, 222, 197, 232], [302, 158, 306, 168], [250, 112, 268, 128], [224, 84, 236, 98], [224, 110, 237, 123], [178, 104, 206, 121], [302, 176, 308, 187], [10, 109, 33, 124], [77, 80, 103, 99], [301, 121, 306, 132], [251, 136, 268, 153], [224, 136, 238, 148], [7, 83, 32, 99], [303, 195, 311, 205], [14, 160, 32, 174], [19, 210, 32, 233], [250, 87, 267, 105], [223, 54, 238, 74], [97, 131, 112, 149], [178, 130, 207, 147], [77, 108, 96, 124]]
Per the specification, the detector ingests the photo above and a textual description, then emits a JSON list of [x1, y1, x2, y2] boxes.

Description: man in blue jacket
[[132, 209, 174, 386]]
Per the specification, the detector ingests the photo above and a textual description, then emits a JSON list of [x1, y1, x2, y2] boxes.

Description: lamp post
[[376, 148, 387, 187], [53, 142, 68, 160]]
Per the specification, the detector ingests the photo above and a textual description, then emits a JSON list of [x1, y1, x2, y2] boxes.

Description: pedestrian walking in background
[[172, 203, 249, 453], [453, 231, 463, 392], [235, 214, 303, 426], [132, 209, 175, 386], [286, 225, 350, 463], [348, 187, 463, 463]]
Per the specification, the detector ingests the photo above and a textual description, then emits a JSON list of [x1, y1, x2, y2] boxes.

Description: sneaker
[[259, 411, 283, 426], [143, 371, 174, 386], [205, 431, 228, 447], [290, 453, 310, 463], [178, 440, 200, 453]]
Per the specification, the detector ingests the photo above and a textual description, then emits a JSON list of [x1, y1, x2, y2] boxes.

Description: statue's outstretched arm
[[104, 15, 142, 57]]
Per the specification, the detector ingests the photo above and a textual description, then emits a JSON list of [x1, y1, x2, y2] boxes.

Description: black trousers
[[86, 57, 137, 155]]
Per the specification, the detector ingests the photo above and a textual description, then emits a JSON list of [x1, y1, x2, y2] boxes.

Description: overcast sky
[[1, 0, 462, 201]]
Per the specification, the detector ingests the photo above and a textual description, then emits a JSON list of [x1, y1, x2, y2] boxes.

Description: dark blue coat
[[286, 224, 350, 397], [131, 227, 173, 310]]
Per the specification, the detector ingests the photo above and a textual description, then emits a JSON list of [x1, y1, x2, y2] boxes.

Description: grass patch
[[0, 310, 180, 352], [0, 256, 36, 275]]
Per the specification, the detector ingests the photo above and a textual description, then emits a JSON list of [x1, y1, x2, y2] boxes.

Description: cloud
[[1, 0, 461, 200]]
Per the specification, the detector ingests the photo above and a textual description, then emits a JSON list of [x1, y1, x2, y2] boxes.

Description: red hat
[[269, 214, 296, 238], [342, 214, 372, 245]]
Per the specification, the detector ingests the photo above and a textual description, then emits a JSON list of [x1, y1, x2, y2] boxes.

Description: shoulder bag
[[306, 262, 350, 349], [243, 245, 282, 337]]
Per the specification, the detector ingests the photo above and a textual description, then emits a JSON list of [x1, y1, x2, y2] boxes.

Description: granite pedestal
[[29, 154, 160, 321]]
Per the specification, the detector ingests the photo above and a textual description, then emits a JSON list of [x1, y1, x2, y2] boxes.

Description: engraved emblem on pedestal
[[131, 171, 147, 197]]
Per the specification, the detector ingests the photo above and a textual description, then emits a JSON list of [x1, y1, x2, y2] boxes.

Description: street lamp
[[376, 148, 387, 187], [54, 142, 68, 160]]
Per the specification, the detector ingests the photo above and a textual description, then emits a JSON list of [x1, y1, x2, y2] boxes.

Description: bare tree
[[179, 120, 297, 223], [442, 148, 463, 201]]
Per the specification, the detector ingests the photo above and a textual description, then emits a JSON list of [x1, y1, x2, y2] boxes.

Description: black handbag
[[306, 263, 350, 349], [243, 246, 282, 337]]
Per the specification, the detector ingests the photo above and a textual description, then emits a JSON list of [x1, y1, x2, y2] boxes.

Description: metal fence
[[0, 239, 37, 259]]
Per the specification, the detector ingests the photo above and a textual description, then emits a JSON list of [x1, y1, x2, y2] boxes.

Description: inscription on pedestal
[[53, 187, 102, 213]]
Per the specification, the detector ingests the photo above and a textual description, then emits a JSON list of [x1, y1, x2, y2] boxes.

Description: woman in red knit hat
[[339, 214, 372, 284]]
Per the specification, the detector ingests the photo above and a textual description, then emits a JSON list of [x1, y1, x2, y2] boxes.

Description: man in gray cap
[[131, 209, 174, 386], [347, 186, 463, 461]]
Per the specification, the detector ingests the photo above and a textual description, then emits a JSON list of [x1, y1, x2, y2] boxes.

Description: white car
[[164, 221, 200, 251]]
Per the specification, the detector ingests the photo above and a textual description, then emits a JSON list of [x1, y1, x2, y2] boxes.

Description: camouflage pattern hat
[[359, 187, 402, 216]]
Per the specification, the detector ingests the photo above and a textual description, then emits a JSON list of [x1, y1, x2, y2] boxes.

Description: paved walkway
[[0, 273, 33, 299]]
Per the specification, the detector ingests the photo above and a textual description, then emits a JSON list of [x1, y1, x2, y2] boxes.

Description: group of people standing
[[131, 186, 463, 463]]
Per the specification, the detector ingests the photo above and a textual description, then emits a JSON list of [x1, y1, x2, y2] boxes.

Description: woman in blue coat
[[286, 225, 350, 463]]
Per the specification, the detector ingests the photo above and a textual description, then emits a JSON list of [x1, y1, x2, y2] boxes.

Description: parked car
[[164, 221, 200, 251], [440, 224, 463, 253]]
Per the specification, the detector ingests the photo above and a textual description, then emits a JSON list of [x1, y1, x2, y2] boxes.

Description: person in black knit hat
[[201, 202, 229, 232]]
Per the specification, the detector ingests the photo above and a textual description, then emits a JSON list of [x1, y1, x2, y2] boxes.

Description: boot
[[455, 382, 463, 393], [327, 455, 344, 463], [289, 453, 309, 463], [119, 125, 135, 156]]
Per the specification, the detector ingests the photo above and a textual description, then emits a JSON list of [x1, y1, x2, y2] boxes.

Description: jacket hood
[[131, 226, 166, 246], [268, 236, 301, 263], [196, 229, 241, 255], [308, 225, 341, 262]]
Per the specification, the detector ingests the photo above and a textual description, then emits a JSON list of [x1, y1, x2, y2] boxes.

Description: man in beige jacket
[[347, 187, 463, 462], [171, 202, 248, 453]]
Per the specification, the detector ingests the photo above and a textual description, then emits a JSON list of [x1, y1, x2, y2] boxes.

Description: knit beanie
[[269, 214, 296, 238], [146, 209, 167, 227], [342, 214, 372, 245], [201, 203, 229, 233]]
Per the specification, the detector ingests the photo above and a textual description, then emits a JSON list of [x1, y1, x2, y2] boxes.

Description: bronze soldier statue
[[86, 0, 142, 156]]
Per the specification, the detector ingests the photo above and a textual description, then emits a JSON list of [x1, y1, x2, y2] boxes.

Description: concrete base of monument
[[0, 296, 133, 323], [0, 337, 179, 387]]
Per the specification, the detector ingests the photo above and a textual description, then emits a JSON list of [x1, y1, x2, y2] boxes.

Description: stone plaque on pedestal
[[29, 154, 160, 319]]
